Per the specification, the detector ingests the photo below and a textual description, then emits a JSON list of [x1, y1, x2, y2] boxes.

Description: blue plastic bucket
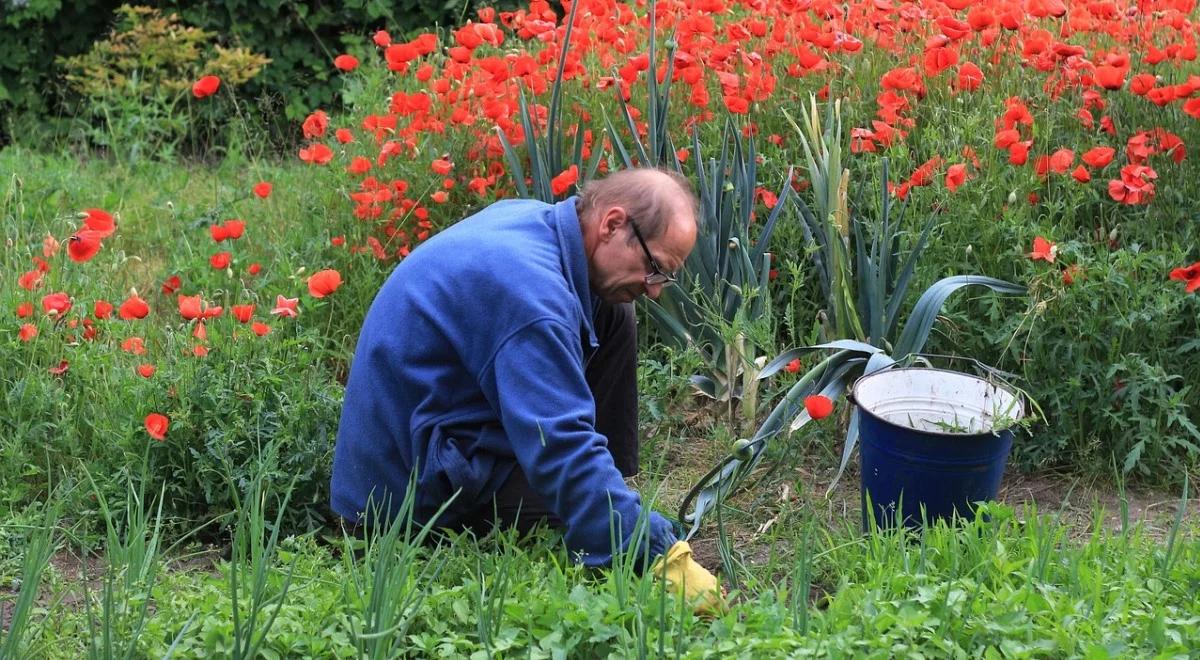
[[850, 367, 1024, 531]]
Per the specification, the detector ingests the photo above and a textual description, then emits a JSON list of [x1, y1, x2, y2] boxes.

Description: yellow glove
[[652, 541, 726, 616]]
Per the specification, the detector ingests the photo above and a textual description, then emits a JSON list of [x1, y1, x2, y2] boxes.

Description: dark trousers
[[471, 299, 640, 535]]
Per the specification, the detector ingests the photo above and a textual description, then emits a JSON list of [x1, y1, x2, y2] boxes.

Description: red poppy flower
[[118, 294, 150, 320], [1008, 141, 1032, 166], [1062, 264, 1083, 286], [299, 143, 334, 165], [210, 224, 230, 242], [308, 269, 343, 298], [144, 413, 169, 440], [48, 361, 69, 376], [1081, 146, 1115, 168], [431, 157, 453, 175], [923, 46, 959, 77], [945, 163, 968, 191], [334, 54, 359, 72], [1029, 236, 1057, 263], [550, 165, 579, 196], [270, 295, 299, 318], [1128, 73, 1156, 96], [993, 129, 1020, 149], [18, 270, 44, 291], [223, 220, 245, 240], [804, 395, 834, 420], [67, 230, 105, 263], [1071, 165, 1091, 183], [251, 322, 271, 336], [247, 263, 262, 276], [232, 304, 255, 323], [1094, 65, 1125, 90], [121, 336, 146, 355], [784, 358, 801, 373], [1107, 164, 1158, 205], [253, 181, 273, 199], [1184, 98, 1200, 120], [373, 30, 391, 47], [347, 157, 372, 175], [210, 252, 231, 269], [302, 110, 329, 139], [43, 234, 60, 257], [83, 208, 116, 237], [1048, 149, 1075, 174], [955, 62, 983, 91], [192, 75, 220, 99], [178, 295, 203, 321], [18, 323, 37, 342], [93, 300, 113, 319], [161, 274, 182, 295], [723, 94, 750, 114], [41, 292, 72, 316], [1169, 262, 1200, 293], [192, 345, 209, 357], [137, 363, 156, 378], [17, 302, 34, 318], [335, 128, 354, 144]]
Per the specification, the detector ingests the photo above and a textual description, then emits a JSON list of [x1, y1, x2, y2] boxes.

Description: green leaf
[[827, 409, 862, 495], [892, 276, 1026, 359]]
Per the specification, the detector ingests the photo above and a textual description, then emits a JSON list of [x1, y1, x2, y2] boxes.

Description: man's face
[[588, 205, 697, 304]]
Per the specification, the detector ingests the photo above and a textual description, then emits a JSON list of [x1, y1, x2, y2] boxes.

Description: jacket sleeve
[[479, 317, 677, 567]]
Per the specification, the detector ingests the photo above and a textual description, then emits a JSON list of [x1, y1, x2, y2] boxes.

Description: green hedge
[[0, 0, 518, 145]]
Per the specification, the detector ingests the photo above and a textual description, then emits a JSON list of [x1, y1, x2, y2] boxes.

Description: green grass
[[6, 483, 1198, 657]]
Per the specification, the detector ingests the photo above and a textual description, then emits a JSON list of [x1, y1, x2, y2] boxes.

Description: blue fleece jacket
[[331, 197, 677, 566]]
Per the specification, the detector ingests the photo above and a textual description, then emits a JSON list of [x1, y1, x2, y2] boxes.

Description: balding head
[[577, 168, 700, 304], [578, 168, 699, 241]]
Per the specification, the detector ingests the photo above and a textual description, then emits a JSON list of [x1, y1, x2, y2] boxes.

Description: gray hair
[[577, 168, 699, 242]]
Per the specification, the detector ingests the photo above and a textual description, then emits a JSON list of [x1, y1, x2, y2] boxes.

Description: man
[[332, 168, 721, 612]]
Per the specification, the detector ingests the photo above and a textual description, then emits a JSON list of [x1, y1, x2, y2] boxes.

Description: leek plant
[[225, 464, 299, 659], [342, 482, 454, 660], [678, 98, 1028, 537], [0, 496, 61, 659], [598, 0, 796, 432], [634, 121, 796, 433]]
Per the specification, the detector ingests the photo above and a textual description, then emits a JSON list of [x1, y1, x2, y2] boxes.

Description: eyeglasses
[[629, 219, 677, 286]]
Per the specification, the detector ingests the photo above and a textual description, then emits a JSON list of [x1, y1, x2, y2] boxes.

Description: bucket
[[850, 367, 1024, 531]]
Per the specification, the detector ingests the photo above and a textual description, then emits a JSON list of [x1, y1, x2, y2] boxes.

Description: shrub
[[57, 5, 270, 162]]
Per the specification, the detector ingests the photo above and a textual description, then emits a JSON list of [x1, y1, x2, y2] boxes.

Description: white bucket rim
[[850, 366, 1025, 437]]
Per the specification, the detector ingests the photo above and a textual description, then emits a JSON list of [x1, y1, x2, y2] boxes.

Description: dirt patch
[[0, 542, 226, 631], [651, 413, 1198, 571], [998, 471, 1196, 540]]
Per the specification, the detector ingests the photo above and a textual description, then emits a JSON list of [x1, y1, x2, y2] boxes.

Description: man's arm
[[480, 317, 677, 567]]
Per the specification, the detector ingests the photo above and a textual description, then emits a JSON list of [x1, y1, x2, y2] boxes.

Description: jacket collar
[[552, 197, 598, 351]]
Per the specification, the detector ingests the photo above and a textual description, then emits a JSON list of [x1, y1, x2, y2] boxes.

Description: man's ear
[[598, 206, 628, 243]]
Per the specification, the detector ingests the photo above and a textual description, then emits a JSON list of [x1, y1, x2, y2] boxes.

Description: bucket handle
[[850, 352, 1038, 426], [907, 352, 1021, 384]]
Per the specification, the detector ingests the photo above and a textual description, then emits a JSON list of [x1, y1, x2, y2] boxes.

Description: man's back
[[333, 198, 581, 520]]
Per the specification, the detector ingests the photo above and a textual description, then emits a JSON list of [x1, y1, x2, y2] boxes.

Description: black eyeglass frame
[[628, 219, 678, 286]]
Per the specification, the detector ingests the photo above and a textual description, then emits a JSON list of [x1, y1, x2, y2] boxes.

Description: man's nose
[[644, 281, 665, 300]]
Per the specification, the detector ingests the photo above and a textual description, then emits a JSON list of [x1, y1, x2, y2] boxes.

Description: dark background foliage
[[0, 0, 518, 146]]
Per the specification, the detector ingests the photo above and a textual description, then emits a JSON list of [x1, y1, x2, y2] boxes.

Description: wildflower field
[[2, 0, 1200, 656]]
